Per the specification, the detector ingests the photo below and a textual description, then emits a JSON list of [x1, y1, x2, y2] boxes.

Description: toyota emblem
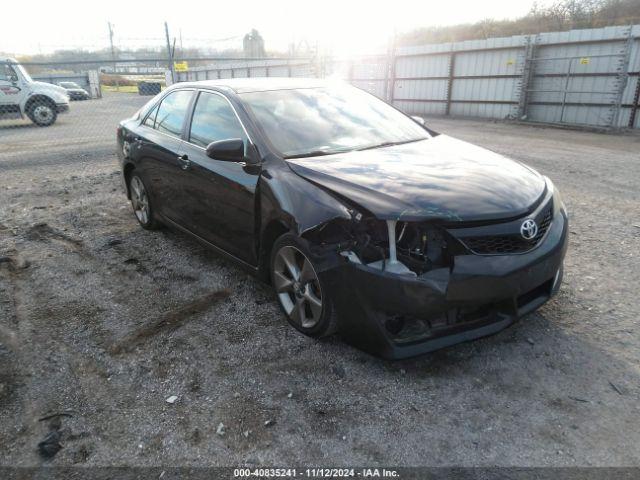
[[520, 219, 538, 240]]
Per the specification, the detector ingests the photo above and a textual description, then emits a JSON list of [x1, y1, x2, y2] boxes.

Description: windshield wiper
[[356, 138, 426, 151], [284, 138, 427, 159], [284, 149, 352, 159]]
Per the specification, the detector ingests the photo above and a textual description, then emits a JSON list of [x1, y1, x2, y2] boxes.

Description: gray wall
[[387, 25, 639, 129], [175, 24, 640, 130], [32, 72, 98, 98], [175, 59, 317, 82]]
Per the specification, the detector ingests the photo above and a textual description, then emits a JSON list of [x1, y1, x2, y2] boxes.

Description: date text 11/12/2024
[[233, 468, 399, 477]]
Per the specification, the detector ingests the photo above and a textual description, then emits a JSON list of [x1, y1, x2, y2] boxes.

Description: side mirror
[[10, 75, 19, 83], [205, 138, 245, 162], [411, 115, 425, 125]]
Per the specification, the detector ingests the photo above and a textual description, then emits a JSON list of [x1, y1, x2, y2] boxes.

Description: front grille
[[460, 205, 552, 255]]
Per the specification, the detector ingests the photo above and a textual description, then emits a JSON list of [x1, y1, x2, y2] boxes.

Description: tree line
[[397, 0, 640, 45]]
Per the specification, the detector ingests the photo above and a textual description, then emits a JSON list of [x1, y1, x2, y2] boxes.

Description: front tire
[[128, 172, 160, 230], [27, 99, 57, 127], [270, 234, 338, 338]]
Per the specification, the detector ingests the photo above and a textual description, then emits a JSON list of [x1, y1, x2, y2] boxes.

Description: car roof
[[175, 77, 334, 94]]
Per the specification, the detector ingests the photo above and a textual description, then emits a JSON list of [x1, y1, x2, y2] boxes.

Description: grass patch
[[101, 85, 140, 93]]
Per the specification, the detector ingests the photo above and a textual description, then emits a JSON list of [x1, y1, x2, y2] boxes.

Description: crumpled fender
[[259, 164, 352, 236]]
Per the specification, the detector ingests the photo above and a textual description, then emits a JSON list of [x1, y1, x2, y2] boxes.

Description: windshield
[[239, 85, 429, 158], [15, 64, 33, 82]]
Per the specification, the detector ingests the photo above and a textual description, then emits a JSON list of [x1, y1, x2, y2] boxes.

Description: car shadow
[[0, 121, 36, 130]]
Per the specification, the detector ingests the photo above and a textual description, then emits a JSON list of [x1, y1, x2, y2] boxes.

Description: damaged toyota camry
[[117, 78, 568, 359]]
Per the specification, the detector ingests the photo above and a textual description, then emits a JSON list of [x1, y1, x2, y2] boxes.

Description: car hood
[[286, 135, 546, 223], [30, 81, 70, 101], [32, 81, 67, 94]]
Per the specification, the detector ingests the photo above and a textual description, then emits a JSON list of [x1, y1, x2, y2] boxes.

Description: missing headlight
[[304, 217, 455, 276]]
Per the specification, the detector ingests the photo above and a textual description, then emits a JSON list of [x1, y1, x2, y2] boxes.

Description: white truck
[[1, 58, 70, 126]]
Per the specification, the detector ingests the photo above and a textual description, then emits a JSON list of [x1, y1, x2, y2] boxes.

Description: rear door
[[133, 89, 194, 222], [178, 90, 260, 264]]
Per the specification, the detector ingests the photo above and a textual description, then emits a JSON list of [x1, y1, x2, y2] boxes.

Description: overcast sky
[[2, 0, 542, 56]]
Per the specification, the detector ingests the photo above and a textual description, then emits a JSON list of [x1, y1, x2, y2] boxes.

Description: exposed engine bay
[[303, 215, 463, 276]]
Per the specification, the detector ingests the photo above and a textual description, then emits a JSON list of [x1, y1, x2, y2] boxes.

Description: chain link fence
[[2, 24, 639, 172]]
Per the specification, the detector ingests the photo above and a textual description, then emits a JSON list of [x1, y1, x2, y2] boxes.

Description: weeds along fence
[[174, 24, 640, 130]]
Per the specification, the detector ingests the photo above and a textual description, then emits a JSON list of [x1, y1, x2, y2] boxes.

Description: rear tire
[[270, 233, 338, 338], [128, 172, 161, 230], [27, 99, 57, 127]]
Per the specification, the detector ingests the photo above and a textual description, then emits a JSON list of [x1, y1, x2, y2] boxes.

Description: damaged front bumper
[[319, 209, 568, 359]]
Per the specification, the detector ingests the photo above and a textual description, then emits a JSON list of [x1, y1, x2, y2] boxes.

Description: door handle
[[177, 154, 191, 170]]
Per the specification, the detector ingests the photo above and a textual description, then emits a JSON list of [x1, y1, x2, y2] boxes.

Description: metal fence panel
[[394, 99, 447, 116], [395, 53, 450, 79], [352, 60, 387, 79], [394, 79, 448, 102], [452, 77, 520, 102], [32, 72, 92, 97], [290, 64, 316, 77], [454, 49, 522, 77], [268, 66, 290, 76], [169, 24, 640, 129], [354, 80, 386, 99], [524, 25, 636, 127], [449, 102, 514, 119]]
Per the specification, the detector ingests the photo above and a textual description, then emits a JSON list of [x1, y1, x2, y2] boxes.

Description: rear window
[[143, 90, 193, 138]]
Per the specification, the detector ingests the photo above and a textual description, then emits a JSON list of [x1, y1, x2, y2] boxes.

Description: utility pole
[[107, 22, 118, 91], [107, 22, 116, 63], [164, 22, 175, 84]]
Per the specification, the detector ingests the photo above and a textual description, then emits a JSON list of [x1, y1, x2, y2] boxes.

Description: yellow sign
[[506, 59, 515, 66], [579, 57, 590, 65], [174, 61, 189, 72]]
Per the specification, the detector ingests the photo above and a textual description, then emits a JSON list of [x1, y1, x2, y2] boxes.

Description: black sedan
[[116, 79, 568, 359], [59, 81, 90, 100]]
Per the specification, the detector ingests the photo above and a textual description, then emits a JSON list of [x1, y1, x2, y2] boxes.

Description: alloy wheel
[[273, 245, 323, 329], [130, 176, 150, 225], [33, 105, 54, 124]]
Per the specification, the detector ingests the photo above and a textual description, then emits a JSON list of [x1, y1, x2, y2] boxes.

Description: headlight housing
[[546, 177, 565, 217], [51, 90, 69, 103]]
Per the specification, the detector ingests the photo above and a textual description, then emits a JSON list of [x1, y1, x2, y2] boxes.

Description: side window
[[189, 92, 247, 148], [135, 91, 163, 121], [143, 104, 159, 128], [153, 90, 193, 138], [0, 64, 16, 82]]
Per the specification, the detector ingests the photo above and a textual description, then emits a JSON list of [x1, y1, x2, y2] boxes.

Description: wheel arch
[[123, 162, 136, 199], [258, 219, 290, 282], [24, 94, 56, 112]]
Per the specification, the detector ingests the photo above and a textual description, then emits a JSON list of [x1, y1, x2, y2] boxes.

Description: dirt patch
[[110, 289, 231, 354], [0, 95, 638, 466]]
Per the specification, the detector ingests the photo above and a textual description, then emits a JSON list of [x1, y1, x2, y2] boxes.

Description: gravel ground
[[0, 93, 639, 467]]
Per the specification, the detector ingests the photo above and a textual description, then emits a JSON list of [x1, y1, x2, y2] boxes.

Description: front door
[[177, 90, 260, 264], [0, 63, 25, 113]]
